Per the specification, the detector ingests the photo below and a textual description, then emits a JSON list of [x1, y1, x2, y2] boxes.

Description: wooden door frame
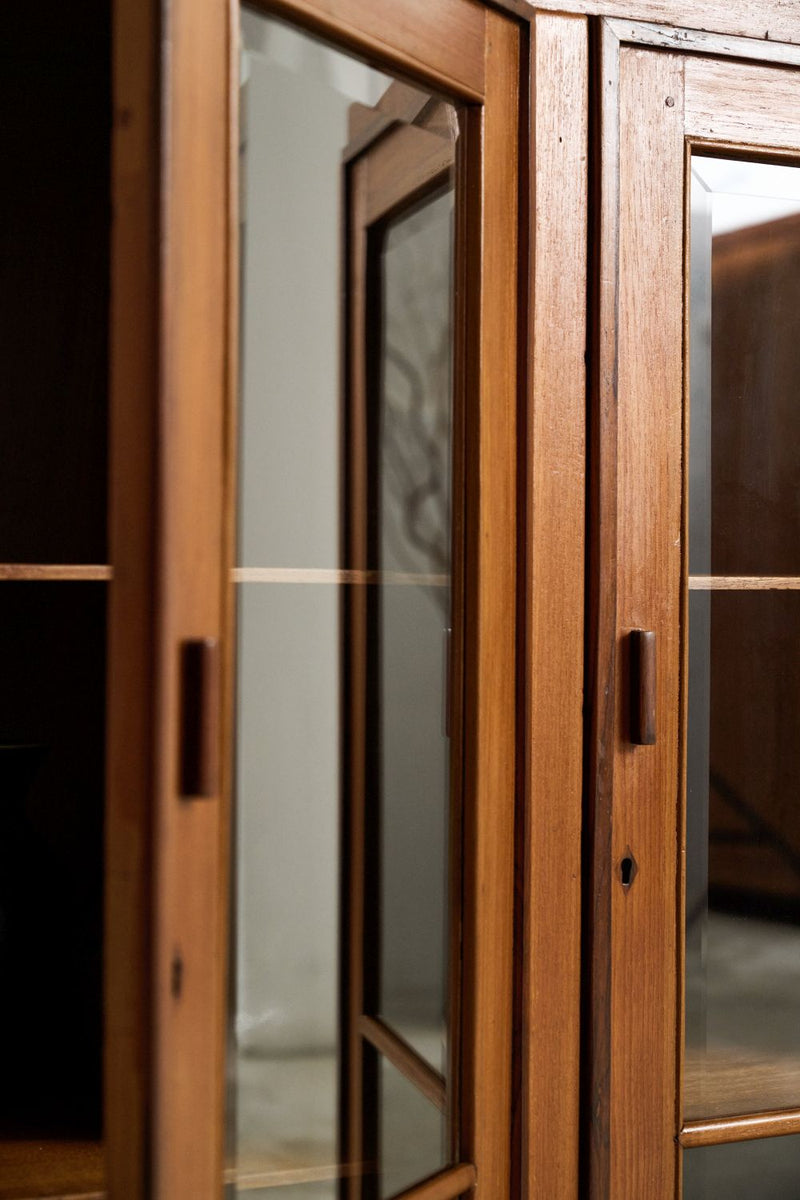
[[587, 19, 800, 1200]]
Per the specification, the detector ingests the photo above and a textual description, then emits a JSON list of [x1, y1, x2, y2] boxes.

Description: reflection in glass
[[377, 192, 453, 1074], [233, 8, 458, 1195], [684, 1134, 800, 1199], [379, 1057, 446, 1198], [686, 157, 800, 1121]]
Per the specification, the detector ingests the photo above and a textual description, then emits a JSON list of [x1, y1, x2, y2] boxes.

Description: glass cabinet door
[[219, 3, 519, 1200], [590, 23, 800, 1200]]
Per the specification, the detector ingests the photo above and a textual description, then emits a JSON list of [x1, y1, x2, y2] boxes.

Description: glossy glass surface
[[377, 191, 453, 1074], [234, 9, 457, 1192], [686, 157, 800, 1121], [684, 1135, 800, 1199], [379, 1058, 446, 1198]]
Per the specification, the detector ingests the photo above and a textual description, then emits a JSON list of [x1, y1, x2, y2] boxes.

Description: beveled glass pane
[[379, 1057, 447, 1198], [689, 157, 800, 578], [233, 8, 458, 1192], [686, 156, 800, 1122], [684, 1135, 800, 1199], [686, 592, 800, 1117]]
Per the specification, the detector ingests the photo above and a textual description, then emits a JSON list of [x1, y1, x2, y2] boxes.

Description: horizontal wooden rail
[[232, 567, 448, 586], [0, 564, 112, 581], [358, 1014, 447, 1111], [390, 1162, 476, 1200], [680, 1109, 800, 1147], [688, 575, 800, 590]]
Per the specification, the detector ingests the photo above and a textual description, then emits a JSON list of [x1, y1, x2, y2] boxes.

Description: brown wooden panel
[[589, 37, 685, 1200], [686, 56, 800, 148], [151, 0, 230, 1195], [459, 12, 519, 1199], [522, 13, 587, 1200], [247, 0, 486, 102], [609, 45, 684, 1200]]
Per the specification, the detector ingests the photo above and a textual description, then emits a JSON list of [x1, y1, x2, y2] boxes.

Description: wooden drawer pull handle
[[630, 629, 656, 746], [180, 638, 220, 797]]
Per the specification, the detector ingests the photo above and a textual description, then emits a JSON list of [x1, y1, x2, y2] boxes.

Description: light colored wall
[[236, 13, 450, 1061]]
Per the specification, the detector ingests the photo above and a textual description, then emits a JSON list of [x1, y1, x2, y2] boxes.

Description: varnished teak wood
[[523, 13, 587, 1200]]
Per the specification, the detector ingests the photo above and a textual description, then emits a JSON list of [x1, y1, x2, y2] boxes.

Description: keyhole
[[619, 848, 637, 890]]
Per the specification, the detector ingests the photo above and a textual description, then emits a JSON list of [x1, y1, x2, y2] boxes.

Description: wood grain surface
[[522, 13, 587, 1200], [608, 45, 684, 1200], [245, 0, 486, 102], [491, 0, 800, 50], [681, 1108, 800, 1148], [686, 56, 800, 149], [458, 13, 519, 1199], [151, 0, 229, 1195]]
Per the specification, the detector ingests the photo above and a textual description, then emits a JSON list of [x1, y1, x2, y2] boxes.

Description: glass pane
[[233, 8, 458, 1193], [684, 1135, 800, 1199], [377, 191, 453, 1074], [379, 1057, 447, 1198], [686, 156, 800, 1121], [689, 157, 800, 578]]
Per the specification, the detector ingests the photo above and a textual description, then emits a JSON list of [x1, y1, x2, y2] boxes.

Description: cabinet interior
[[0, 3, 110, 1196]]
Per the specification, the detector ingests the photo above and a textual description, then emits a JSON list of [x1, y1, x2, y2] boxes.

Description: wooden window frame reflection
[[341, 88, 459, 1195]]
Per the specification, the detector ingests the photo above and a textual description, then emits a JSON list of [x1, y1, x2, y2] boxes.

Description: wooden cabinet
[[7, 2, 800, 1199], [586, 23, 800, 1200]]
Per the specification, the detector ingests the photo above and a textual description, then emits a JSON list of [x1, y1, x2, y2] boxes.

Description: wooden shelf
[[689, 575, 800, 590], [225, 1156, 361, 1191], [232, 567, 447, 586], [0, 1140, 104, 1200], [0, 566, 112, 583]]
